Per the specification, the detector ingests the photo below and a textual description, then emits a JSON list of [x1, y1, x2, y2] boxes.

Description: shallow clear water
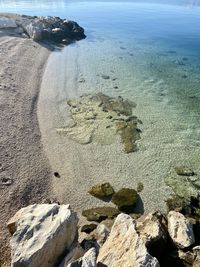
[[1, 0, 200, 211]]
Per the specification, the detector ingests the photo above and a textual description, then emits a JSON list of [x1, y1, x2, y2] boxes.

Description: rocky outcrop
[[19, 16, 85, 42], [97, 213, 160, 267], [0, 13, 85, 44], [8, 203, 200, 267], [168, 211, 195, 249], [7, 204, 78, 267]]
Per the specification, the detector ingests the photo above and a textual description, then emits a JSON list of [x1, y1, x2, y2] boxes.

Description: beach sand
[[0, 30, 52, 266]]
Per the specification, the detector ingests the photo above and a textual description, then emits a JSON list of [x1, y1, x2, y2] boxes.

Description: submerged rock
[[137, 182, 144, 192], [7, 204, 78, 267], [82, 207, 120, 222], [88, 182, 115, 198], [58, 93, 141, 153], [175, 166, 195, 176], [111, 188, 139, 212], [165, 175, 200, 199]]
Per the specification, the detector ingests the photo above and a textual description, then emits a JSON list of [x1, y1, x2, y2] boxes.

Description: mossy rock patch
[[57, 93, 142, 153], [175, 166, 195, 176], [82, 206, 120, 222], [112, 188, 139, 212], [88, 183, 115, 198]]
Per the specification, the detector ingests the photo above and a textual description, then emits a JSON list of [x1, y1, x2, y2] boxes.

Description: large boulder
[[7, 204, 78, 267], [97, 213, 160, 267], [19, 16, 86, 42], [167, 211, 195, 249]]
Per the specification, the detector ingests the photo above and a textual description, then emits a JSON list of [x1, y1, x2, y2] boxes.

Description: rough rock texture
[[0, 14, 85, 44], [175, 166, 195, 176], [88, 183, 115, 198], [19, 16, 85, 42], [57, 93, 141, 153], [8, 204, 78, 267], [111, 188, 139, 212], [167, 211, 195, 249], [59, 245, 85, 267], [68, 248, 97, 267], [97, 213, 160, 267], [82, 207, 120, 222], [136, 212, 168, 245]]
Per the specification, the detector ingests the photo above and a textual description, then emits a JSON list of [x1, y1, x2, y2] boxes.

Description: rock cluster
[[57, 93, 141, 153], [8, 203, 200, 267], [0, 14, 86, 43]]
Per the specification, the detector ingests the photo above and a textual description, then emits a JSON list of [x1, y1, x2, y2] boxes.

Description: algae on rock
[[57, 93, 141, 153], [165, 175, 200, 199]]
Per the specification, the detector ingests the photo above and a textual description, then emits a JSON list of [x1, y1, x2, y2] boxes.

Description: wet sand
[[0, 30, 52, 266]]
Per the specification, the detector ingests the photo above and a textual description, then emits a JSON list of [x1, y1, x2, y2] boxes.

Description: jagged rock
[[97, 213, 160, 267], [136, 212, 168, 265], [7, 204, 78, 267], [193, 246, 200, 267], [175, 166, 195, 176], [111, 188, 139, 212], [93, 223, 110, 247], [81, 224, 98, 234], [88, 183, 115, 198], [82, 207, 120, 222], [167, 211, 195, 249], [19, 16, 85, 42], [136, 212, 168, 245], [178, 246, 200, 267], [59, 244, 85, 267], [68, 247, 97, 267]]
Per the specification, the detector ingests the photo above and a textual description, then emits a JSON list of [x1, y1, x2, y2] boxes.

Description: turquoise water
[[1, 0, 200, 210]]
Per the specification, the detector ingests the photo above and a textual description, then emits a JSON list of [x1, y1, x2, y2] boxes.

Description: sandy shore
[[0, 31, 52, 265]]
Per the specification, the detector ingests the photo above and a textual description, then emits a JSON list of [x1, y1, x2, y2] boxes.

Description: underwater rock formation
[[57, 93, 141, 153]]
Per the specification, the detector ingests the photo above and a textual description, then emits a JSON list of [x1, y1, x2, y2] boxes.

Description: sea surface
[[1, 0, 200, 211]]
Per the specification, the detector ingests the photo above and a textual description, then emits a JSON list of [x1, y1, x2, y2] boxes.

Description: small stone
[[101, 75, 110, 80], [112, 188, 139, 212], [175, 166, 195, 176], [82, 207, 120, 222], [88, 183, 115, 198], [81, 224, 98, 234], [137, 182, 144, 193]]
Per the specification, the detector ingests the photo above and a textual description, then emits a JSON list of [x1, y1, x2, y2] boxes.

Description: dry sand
[[0, 29, 52, 266]]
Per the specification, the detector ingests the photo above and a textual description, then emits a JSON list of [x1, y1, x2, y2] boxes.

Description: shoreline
[[0, 33, 52, 266]]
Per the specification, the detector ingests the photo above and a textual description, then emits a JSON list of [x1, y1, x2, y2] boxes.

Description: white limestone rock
[[136, 211, 168, 245], [97, 213, 160, 267], [7, 204, 78, 267], [68, 247, 97, 267], [167, 211, 195, 249]]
